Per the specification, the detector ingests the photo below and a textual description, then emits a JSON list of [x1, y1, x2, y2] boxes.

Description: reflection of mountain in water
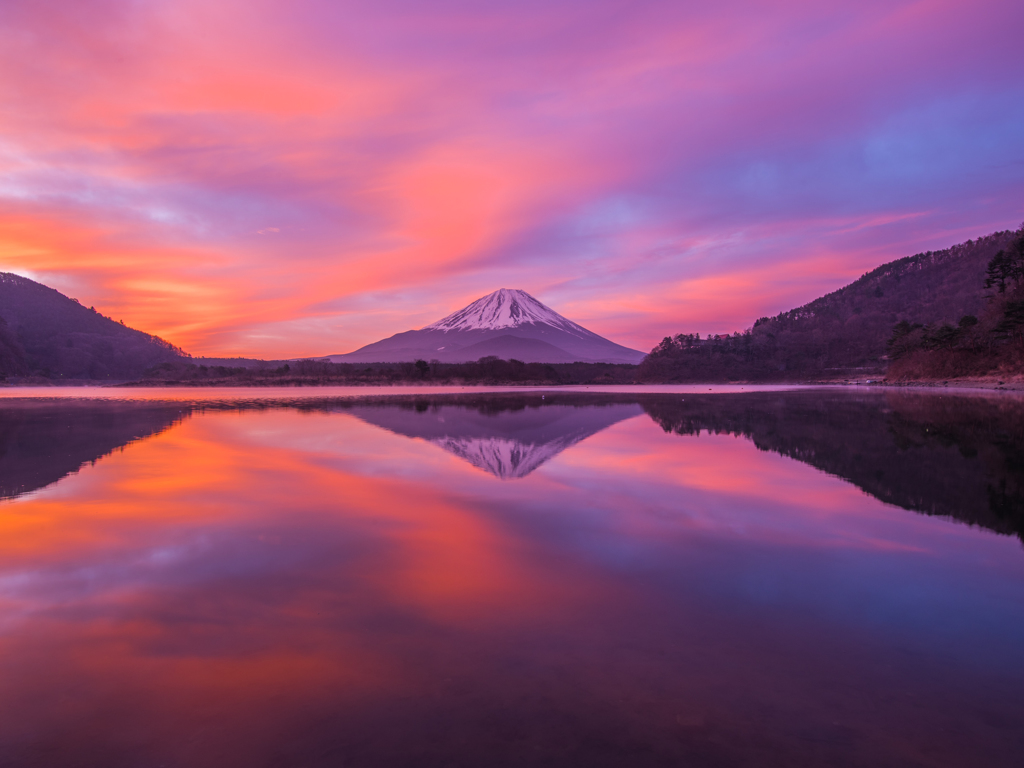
[[642, 390, 1024, 542], [433, 436, 570, 479], [0, 401, 189, 499], [3, 391, 1023, 542], [342, 398, 644, 479]]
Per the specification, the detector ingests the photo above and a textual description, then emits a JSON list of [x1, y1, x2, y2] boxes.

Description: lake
[[0, 386, 1022, 767]]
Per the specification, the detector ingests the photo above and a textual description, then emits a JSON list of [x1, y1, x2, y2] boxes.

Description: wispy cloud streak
[[0, 0, 1021, 356]]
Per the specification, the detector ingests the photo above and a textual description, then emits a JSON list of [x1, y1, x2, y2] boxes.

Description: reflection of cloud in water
[[0, 393, 1022, 767], [346, 403, 644, 479], [2, 392, 1023, 540]]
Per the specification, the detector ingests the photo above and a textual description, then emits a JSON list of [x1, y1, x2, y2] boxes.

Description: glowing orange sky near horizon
[[1, 0, 1022, 357]]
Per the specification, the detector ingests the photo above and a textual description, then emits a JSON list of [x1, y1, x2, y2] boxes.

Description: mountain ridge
[[0, 272, 186, 380], [638, 227, 1023, 381], [327, 288, 645, 364]]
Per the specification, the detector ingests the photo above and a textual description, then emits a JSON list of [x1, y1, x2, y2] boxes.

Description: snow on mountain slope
[[425, 289, 592, 338], [327, 288, 646, 364]]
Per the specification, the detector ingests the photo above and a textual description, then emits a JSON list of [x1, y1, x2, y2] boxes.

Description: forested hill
[[759, 229, 1017, 350], [639, 227, 1023, 381], [0, 273, 186, 380]]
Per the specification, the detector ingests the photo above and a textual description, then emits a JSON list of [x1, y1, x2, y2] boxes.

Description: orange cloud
[[0, 0, 1020, 357]]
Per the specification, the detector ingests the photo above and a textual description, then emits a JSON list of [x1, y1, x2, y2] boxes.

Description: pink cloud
[[0, 0, 1021, 357]]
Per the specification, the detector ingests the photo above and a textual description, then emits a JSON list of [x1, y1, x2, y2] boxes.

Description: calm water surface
[[0, 388, 1022, 767]]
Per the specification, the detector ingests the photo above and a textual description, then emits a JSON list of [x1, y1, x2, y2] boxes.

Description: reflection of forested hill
[[0, 402, 189, 499], [322, 392, 1024, 532], [642, 391, 1024, 541]]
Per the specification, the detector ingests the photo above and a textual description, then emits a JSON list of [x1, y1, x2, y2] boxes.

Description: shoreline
[[2, 379, 1024, 398], [875, 376, 1024, 392]]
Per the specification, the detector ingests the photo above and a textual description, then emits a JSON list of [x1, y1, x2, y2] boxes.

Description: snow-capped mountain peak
[[329, 287, 646, 364], [424, 288, 588, 335]]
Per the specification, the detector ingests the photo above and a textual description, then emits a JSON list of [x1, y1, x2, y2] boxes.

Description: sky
[[0, 0, 1022, 358]]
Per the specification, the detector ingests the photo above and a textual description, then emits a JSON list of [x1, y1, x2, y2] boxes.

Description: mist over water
[[0, 390, 1022, 767]]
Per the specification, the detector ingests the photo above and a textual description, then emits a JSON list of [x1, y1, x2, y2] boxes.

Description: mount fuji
[[326, 289, 645, 364]]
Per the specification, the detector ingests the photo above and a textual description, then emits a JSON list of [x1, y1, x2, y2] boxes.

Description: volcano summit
[[327, 289, 645, 364]]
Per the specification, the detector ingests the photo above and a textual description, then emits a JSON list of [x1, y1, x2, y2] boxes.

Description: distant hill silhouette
[[0, 273, 186, 380], [640, 228, 1023, 381]]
